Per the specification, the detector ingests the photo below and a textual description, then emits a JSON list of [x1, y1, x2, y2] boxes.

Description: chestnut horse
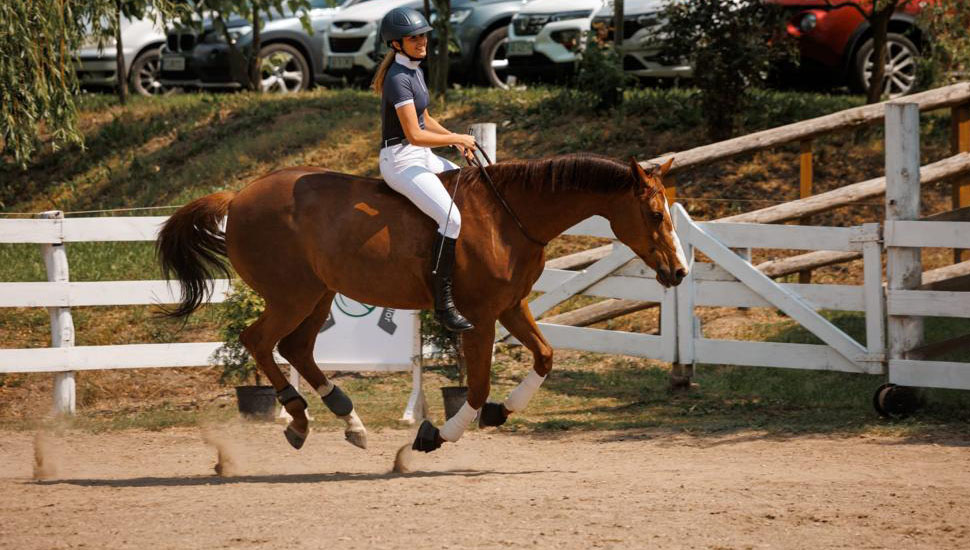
[[156, 153, 687, 452]]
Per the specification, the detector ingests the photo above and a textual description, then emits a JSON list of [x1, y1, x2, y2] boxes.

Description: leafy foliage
[[574, 33, 634, 112], [917, 0, 970, 88], [211, 281, 264, 385], [659, 0, 794, 140]]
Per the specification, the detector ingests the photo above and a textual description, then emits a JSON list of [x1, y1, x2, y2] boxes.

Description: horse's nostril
[[675, 268, 687, 280]]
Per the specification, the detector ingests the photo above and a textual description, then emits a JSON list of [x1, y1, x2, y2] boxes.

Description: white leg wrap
[[316, 381, 335, 397], [438, 402, 479, 442], [504, 370, 546, 413]]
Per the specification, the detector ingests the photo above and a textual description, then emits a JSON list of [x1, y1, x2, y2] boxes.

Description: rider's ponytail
[[371, 49, 396, 94]]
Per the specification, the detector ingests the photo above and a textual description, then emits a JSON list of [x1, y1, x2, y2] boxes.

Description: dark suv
[[773, 0, 930, 96]]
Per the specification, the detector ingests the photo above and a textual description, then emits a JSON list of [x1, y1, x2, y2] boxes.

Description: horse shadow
[[34, 468, 547, 488]]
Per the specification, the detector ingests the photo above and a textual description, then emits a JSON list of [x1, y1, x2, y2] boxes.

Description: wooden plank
[[756, 250, 862, 278], [687, 214, 869, 364], [889, 359, 970, 390], [0, 280, 232, 308], [953, 103, 970, 262], [906, 333, 970, 360], [40, 211, 75, 415], [526, 323, 670, 361], [887, 290, 970, 318], [541, 299, 657, 327], [862, 223, 886, 368], [695, 281, 865, 311], [885, 220, 970, 249], [644, 83, 970, 174], [545, 245, 612, 270], [697, 222, 859, 251], [921, 260, 970, 291], [673, 204, 696, 365], [61, 216, 167, 242], [693, 339, 878, 374], [720, 152, 970, 224], [0, 343, 413, 373], [562, 216, 614, 239], [922, 206, 970, 222], [0, 219, 61, 243], [584, 276, 666, 303], [799, 139, 814, 283]]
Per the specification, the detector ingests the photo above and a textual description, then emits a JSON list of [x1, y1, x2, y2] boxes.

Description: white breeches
[[379, 143, 462, 239]]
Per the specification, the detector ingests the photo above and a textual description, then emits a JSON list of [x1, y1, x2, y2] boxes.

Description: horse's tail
[[156, 191, 236, 319]]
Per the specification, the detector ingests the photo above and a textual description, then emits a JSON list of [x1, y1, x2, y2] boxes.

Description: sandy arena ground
[[1, 425, 968, 550]]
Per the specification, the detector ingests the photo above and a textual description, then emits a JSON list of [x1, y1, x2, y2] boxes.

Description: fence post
[[798, 138, 814, 283], [39, 211, 76, 415], [672, 205, 695, 391], [885, 103, 923, 372], [469, 123, 497, 163], [952, 103, 970, 262]]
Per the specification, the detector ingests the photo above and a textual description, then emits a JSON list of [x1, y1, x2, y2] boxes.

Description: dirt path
[[1, 425, 968, 550]]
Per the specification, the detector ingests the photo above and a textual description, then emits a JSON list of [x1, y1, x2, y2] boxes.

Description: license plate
[[162, 55, 185, 71], [507, 40, 534, 56], [328, 56, 354, 70]]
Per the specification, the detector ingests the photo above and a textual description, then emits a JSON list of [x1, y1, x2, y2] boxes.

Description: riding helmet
[[380, 6, 432, 43]]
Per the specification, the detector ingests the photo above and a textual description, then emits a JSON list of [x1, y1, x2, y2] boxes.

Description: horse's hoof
[[478, 401, 508, 428], [284, 425, 307, 450], [345, 429, 368, 449], [412, 420, 442, 453]]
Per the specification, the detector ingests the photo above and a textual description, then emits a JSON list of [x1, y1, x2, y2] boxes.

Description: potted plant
[[420, 309, 467, 420], [211, 282, 276, 420]]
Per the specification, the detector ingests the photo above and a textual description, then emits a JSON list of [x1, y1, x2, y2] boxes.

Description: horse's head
[[607, 157, 689, 288]]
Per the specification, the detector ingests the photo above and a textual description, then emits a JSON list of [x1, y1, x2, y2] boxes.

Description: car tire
[[259, 43, 311, 93], [852, 32, 919, 98], [129, 48, 175, 97], [477, 26, 510, 89]]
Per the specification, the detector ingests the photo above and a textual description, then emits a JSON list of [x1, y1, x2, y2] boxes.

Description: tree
[[823, 0, 914, 104], [659, 0, 793, 140], [429, 0, 451, 98], [915, 0, 970, 88]]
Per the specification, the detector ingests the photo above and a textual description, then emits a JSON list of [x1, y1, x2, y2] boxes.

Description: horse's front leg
[[478, 299, 553, 428], [412, 322, 495, 453]]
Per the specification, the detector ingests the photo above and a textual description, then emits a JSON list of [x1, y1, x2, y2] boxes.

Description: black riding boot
[[432, 235, 474, 333]]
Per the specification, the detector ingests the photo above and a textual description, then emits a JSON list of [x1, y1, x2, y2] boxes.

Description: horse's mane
[[478, 153, 636, 194]]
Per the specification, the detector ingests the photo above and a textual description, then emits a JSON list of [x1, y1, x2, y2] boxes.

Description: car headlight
[[429, 8, 473, 24], [799, 13, 817, 33], [551, 29, 581, 51], [550, 10, 592, 23]]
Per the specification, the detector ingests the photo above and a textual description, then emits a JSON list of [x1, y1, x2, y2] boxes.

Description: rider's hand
[[452, 133, 477, 151], [455, 144, 477, 163]]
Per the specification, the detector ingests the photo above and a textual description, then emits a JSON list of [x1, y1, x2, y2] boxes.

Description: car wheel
[[129, 48, 175, 97], [478, 26, 510, 89], [259, 43, 310, 93], [853, 32, 919, 98]]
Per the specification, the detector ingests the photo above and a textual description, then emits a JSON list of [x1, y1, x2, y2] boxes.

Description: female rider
[[373, 7, 477, 333]]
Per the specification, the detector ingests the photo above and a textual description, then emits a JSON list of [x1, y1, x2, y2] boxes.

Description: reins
[[467, 142, 547, 247]]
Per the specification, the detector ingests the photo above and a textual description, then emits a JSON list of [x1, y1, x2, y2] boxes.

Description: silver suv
[[590, 0, 691, 80], [77, 11, 171, 96]]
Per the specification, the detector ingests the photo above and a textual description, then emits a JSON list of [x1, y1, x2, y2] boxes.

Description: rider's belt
[[380, 136, 409, 149]]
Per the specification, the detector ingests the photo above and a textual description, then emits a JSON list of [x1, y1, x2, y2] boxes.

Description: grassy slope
[[1, 86, 968, 434]]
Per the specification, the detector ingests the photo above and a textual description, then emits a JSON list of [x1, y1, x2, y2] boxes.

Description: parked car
[[324, 0, 525, 88], [772, 0, 929, 97], [158, 0, 362, 92], [590, 0, 690, 80], [505, 0, 604, 83], [77, 12, 171, 96]]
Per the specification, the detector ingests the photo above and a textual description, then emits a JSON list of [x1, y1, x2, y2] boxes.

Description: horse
[[156, 153, 687, 452]]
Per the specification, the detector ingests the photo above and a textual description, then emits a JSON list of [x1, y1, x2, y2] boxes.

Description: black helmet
[[380, 6, 432, 43]]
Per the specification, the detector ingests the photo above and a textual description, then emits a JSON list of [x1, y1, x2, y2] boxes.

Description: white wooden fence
[[2, 102, 968, 418]]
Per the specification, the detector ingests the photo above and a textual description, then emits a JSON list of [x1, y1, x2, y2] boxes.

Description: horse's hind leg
[[481, 299, 553, 427], [239, 297, 318, 449], [277, 291, 368, 449]]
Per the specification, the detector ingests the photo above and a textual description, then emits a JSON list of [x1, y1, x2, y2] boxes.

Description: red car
[[772, 0, 928, 96]]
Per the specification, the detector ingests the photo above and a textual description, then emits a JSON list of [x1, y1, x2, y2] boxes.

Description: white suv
[[590, 0, 691, 79], [506, 0, 604, 83], [76, 12, 171, 96], [324, 0, 421, 82]]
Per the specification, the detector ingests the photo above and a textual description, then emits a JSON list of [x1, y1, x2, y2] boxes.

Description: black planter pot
[[440, 386, 468, 420], [235, 385, 276, 420]]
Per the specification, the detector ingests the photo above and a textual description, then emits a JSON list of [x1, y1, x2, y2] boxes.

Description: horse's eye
[[652, 211, 663, 222]]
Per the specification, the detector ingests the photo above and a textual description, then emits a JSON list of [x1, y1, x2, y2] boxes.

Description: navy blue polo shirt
[[381, 54, 429, 142]]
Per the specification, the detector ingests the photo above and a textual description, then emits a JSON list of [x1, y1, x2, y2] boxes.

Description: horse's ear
[[660, 157, 674, 177], [630, 158, 651, 183]]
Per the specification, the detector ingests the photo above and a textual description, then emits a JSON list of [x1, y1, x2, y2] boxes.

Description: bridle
[[465, 141, 547, 247]]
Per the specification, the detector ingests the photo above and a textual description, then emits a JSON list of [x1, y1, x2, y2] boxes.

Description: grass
[[1, 84, 968, 436]]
